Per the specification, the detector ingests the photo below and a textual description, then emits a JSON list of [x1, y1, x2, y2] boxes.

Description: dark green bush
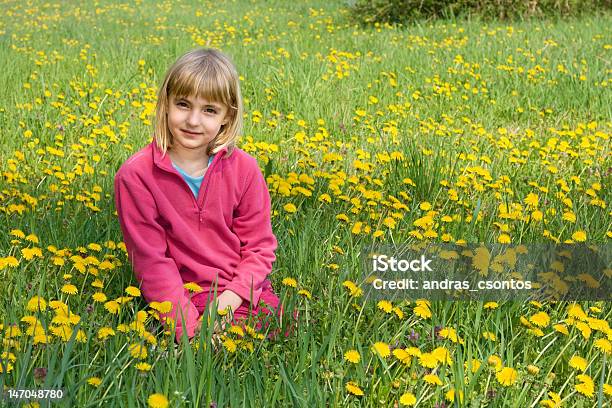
[[348, 0, 611, 24]]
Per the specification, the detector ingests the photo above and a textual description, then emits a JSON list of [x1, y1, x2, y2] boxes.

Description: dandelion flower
[[282, 277, 297, 288], [571, 231, 587, 242], [483, 302, 498, 310], [594, 338, 611, 354], [344, 349, 360, 364], [377, 300, 392, 313], [223, 338, 237, 353], [149, 301, 172, 314], [87, 377, 102, 387], [104, 300, 120, 314], [283, 203, 297, 213], [529, 311, 550, 328], [413, 304, 431, 319], [419, 352, 438, 369], [371, 342, 390, 358], [496, 367, 518, 386], [147, 393, 169, 408], [423, 373, 442, 386], [392, 348, 411, 365], [136, 362, 152, 372], [399, 392, 416, 406], [61, 284, 78, 295], [97, 327, 116, 340], [26, 296, 47, 312], [297, 289, 312, 299], [568, 355, 588, 372], [128, 343, 148, 359], [345, 381, 364, 396], [125, 286, 141, 297], [183, 282, 203, 293], [575, 374, 594, 398]]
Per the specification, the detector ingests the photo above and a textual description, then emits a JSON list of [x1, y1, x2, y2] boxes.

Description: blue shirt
[[172, 155, 214, 198]]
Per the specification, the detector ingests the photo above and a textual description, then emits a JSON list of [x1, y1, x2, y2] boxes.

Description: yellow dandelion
[[483, 302, 499, 310], [92, 292, 107, 303], [297, 289, 312, 299], [498, 233, 511, 244], [571, 230, 587, 242], [423, 373, 442, 386], [26, 296, 47, 312], [10, 229, 25, 239], [496, 367, 518, 386], [104, 300, 120, 314], [344, 349, 360, 364], [419, 202, 432, 211], [228, 325, 244, 337], [223, 338, 237, 353], [482, 331, 496, 341], [283, 203, 297, 213], [346, 381, 364, 396], [128, 343, 148, 359], [149, 301, 172, 314], [147, 393, 169, 408], [594, 338, 611, 354], [575, 374, 594, 398], [399, 392, 417, 406], [413, 304, 431, 319], [61, 284, 78, 295], [136, 362, 152, 372], [97, 327, 116, 340], [371, 342, 390, 358], [342, 280, 363, 297], [568, 355, 588, 372], [432, 347, 452, 365], [539, 391, 561, 407], [530, 311, 550, 328], [392, 348, 411, 365], [125, 286, 141, 297], [282, 277, 297, 288], [553, 324, 568, 335], [87, 377, 102, 387], [377, 300, 393, 313], [419, 352, 438, 368], [183, 282, 203, 293]]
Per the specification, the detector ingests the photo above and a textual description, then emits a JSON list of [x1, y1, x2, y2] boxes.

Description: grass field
[[0, 0, 610, 406]]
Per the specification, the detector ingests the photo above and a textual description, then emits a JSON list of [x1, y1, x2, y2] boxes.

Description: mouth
[[180, 129, 203, 136]]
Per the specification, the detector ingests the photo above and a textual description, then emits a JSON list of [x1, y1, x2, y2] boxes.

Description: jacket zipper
[[196, 154, 220, 229], [161, 153, 221, 230]]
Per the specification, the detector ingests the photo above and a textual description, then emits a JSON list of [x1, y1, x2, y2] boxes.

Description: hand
[[192, 290, 243, 346]]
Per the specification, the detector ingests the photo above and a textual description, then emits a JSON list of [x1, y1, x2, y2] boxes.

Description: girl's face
[[167, 94, 229, 156]]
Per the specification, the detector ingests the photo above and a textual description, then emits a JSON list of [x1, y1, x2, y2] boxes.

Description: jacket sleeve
[[114, 173, 199, 342], [224, 159, 277, 306]]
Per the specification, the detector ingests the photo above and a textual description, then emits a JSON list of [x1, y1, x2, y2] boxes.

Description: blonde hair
[[154, 48, 243, 157]]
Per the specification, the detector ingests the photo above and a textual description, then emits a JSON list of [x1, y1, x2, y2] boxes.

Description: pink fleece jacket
[[114, 139, 277, 342]]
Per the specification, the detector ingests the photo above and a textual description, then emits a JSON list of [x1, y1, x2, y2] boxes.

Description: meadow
[[0, 0, 610, 406]]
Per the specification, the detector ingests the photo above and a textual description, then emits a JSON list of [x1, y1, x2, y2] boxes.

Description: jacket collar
[[151, 138, 228, 173]]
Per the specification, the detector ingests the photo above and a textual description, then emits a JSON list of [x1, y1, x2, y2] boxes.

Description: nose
[[186, 110, 200, 127]]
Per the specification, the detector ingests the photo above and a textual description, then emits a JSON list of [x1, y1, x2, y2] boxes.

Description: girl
[[114, 48, 280, 343]]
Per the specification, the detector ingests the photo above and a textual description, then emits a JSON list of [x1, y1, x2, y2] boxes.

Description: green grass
[[0, 0, 611, 407]]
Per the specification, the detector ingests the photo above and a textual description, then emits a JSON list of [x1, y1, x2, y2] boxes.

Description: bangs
[[168, 61, 235, 108]]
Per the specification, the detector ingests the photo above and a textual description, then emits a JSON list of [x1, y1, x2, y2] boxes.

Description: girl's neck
[[168, 147, 209, 176]]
